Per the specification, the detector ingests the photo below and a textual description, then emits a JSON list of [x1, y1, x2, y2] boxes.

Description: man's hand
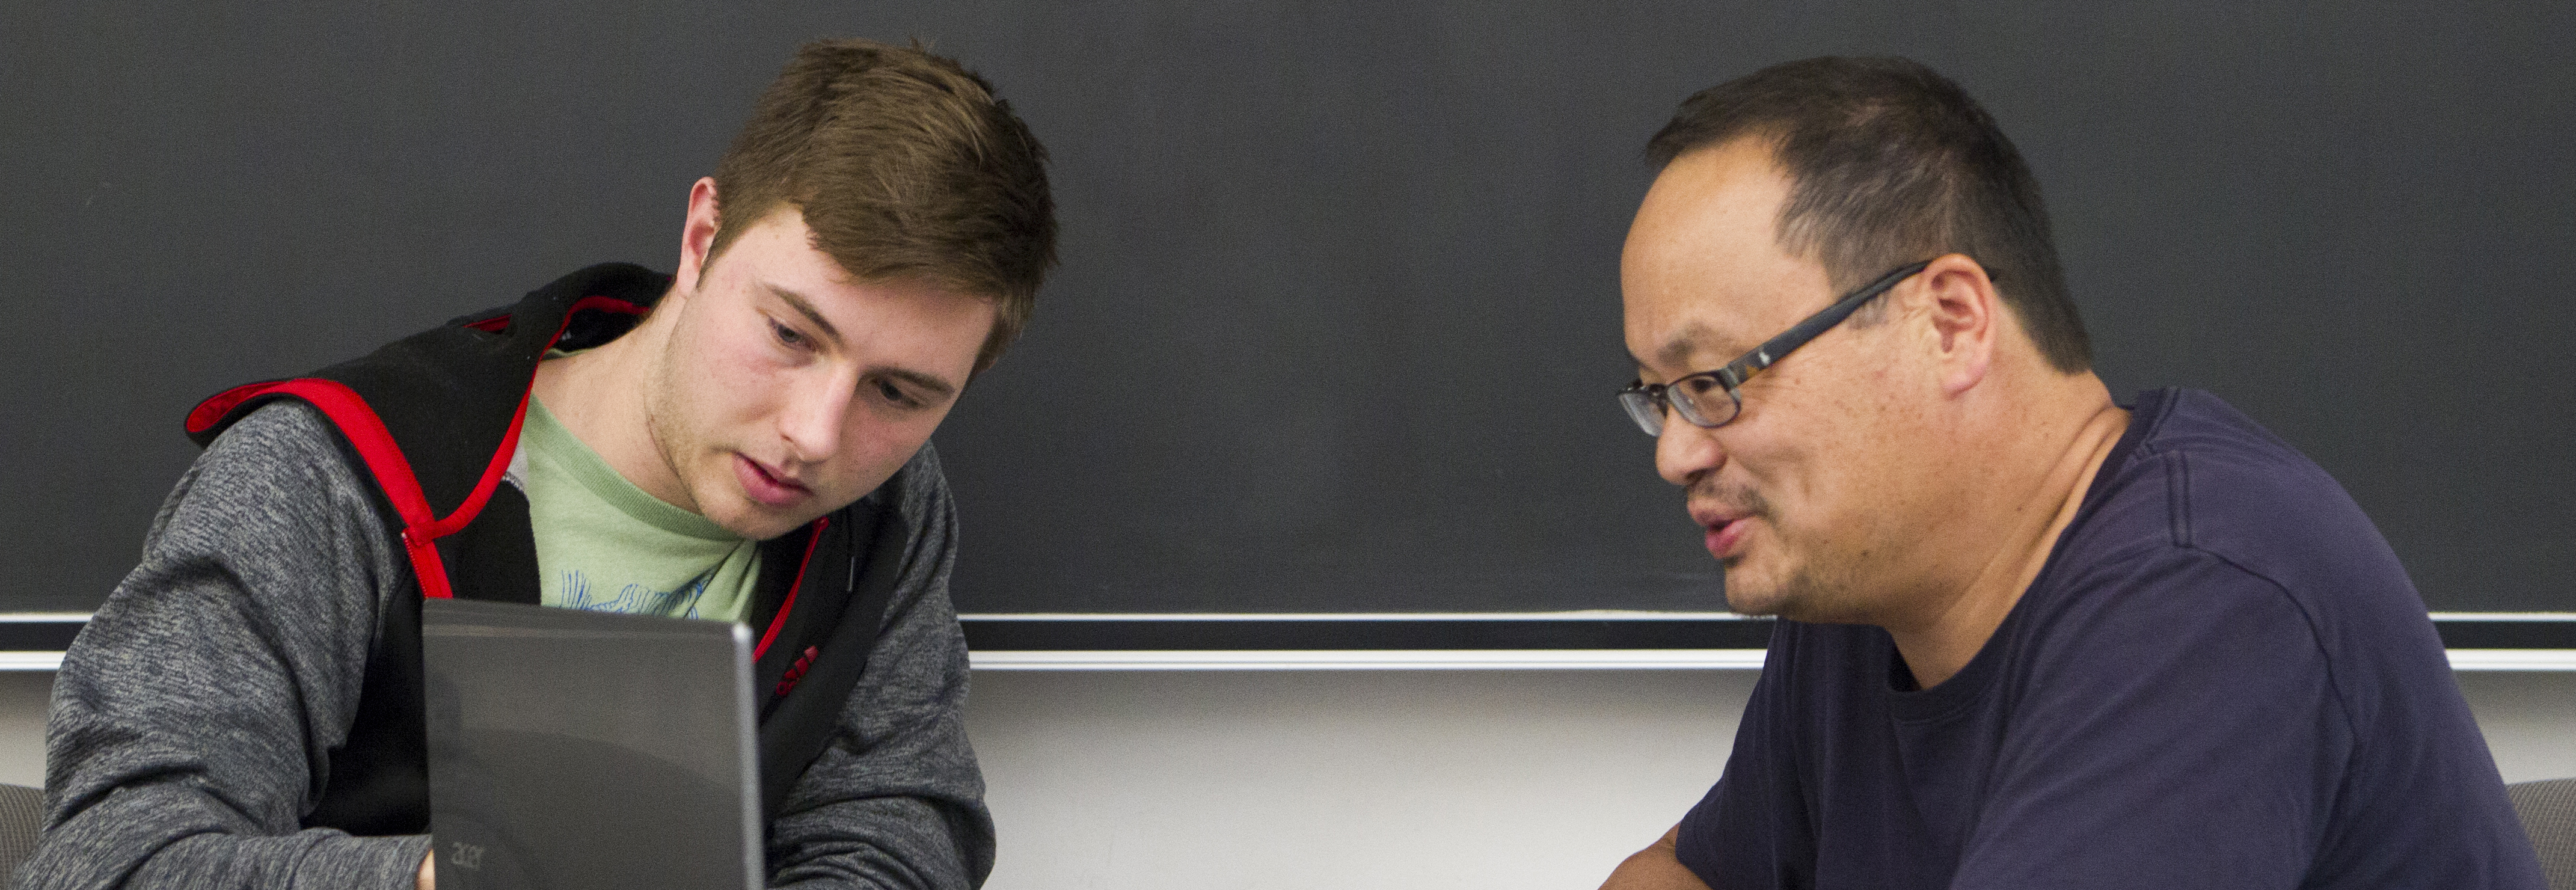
[[417, 849, 435, 890], [1598, 825, 1713, 890]]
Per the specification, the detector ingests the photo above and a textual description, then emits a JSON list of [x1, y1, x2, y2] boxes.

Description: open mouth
[[1703, 517, 1750, 560], [734, 454, 811, 508], [1690, 499, 1758, 561]]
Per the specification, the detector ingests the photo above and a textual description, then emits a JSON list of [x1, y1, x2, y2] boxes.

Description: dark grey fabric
[[0, 783, 44, 883], [25, 402, 992, 889], [2512, 778, 2576, 890]]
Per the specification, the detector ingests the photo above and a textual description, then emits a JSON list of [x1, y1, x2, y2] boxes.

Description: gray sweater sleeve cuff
[[138, 830, 429, 889], [25, 779, 429, 889]]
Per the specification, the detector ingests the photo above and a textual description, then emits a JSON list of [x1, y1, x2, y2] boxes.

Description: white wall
[[0, 674, 46, 790], [0, 668, 2565, 888], [964, 669, 2576, 890], [2461, 671, 2576, 787], [967, 669, 1747, 890]]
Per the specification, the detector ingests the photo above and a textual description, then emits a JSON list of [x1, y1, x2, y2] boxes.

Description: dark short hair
[[1646, 57, 2091, 372], [711, 38, 1058, 373]]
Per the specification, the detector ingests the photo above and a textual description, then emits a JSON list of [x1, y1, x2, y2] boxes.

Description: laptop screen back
[[422, 598, 761, 890]]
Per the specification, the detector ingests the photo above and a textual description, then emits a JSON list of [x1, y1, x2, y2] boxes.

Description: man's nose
[[1655, 410, 1727, 487], [779, 370, 854, 464]]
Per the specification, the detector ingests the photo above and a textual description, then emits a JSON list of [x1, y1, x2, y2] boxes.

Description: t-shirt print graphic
[[556, 570, 714, 619]]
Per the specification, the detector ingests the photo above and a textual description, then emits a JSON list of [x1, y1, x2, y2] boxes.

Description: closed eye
[[873, 378, 919, 408], [770, 319, 811, 351]]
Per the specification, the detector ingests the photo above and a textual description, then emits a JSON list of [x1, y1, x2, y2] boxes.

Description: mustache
[[1688, 477, 1771, 520]]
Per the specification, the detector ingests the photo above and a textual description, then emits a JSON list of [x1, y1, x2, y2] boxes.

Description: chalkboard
[[7, 2, 2571, 621]]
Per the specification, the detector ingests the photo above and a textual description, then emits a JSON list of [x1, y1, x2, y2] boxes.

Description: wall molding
[[5, 612, 2571, 671]]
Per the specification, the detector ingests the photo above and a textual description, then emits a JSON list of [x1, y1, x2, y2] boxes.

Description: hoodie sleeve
[[765, 444, 996, 890], [19, 402, 431, 890]]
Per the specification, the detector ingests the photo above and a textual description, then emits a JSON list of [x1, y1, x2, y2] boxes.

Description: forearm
[[31, 678, 433, 890], [1600, 826, 1716, 890], [770, 794, 989, 890], [764, 615, 992, 889], [32, 789, 429, 890]]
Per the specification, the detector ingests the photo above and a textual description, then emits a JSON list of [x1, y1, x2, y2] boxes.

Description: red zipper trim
[[191, 378, 458, 597], [184, 295, 650, 600], [416, 295, 647, 545], [755, 517, 828, 662]]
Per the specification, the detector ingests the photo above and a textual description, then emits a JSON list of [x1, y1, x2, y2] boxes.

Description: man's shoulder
[[197, 400, 366, 487], [161, 400, 385, 538], [2023, 388, 2449, 717], [877, 440, 953, 527], [212, 397, 338, 447], [892, 440, 948, 496], [2062, 388, 2414, 613], [2126, 388, 2364, 529]]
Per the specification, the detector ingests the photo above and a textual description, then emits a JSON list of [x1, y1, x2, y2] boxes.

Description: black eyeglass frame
[[1620, 258, 1938, 435]]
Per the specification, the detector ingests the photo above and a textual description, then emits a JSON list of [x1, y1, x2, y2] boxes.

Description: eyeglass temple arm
[[1717, 259, 1935, 388]]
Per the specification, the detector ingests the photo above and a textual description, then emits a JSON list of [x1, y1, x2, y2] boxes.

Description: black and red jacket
[[184, 263, 899, 836]]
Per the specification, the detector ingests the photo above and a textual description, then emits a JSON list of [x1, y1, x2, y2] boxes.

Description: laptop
[[422, 598, 762, 890]]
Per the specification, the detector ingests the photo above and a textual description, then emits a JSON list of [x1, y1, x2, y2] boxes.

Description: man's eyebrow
[[768, 284, 961, 399], [769, 286, 844, 349], [876, 366, 959, 400], [1653, 321, 1742, 371]]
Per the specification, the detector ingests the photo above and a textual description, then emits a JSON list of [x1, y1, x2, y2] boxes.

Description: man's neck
[[1883, 375, 2130, 689], [527, 301, 694, 512]]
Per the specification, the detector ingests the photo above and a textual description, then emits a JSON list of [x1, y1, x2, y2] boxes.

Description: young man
[[26, 39, 1053, 889], [1601, 57, 2542, 889]]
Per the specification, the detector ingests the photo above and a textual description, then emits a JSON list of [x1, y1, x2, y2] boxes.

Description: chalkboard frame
[[2, 614, 2572, 668]]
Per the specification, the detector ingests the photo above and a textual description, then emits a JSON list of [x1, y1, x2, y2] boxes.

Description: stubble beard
[[639, 330, 704, 518], [1701, 477, 1845, 621], [1741, 562, 1844, 623]]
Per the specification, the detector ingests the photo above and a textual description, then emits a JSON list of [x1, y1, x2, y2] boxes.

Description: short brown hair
[[711, 38, 1057, 373], [1648, 57, 2091, 373]]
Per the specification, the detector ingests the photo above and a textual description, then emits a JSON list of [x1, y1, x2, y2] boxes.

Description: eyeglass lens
[[1620, 390, 1666, 435], [1620, 378, 1741, 437]]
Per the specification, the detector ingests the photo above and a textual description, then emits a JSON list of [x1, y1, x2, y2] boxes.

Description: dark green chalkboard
[[6, 2, 2569, 617]]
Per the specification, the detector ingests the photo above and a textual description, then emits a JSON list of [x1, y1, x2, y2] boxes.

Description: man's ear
[[674, 177, 722, 293], [1916, 253, 1999, 396]]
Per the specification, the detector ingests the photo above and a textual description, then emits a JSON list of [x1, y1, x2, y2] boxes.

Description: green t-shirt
[[515, 397, 761, 623]]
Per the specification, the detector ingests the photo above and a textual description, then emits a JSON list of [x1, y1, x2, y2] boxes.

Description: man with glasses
[[1599, 57, 2541, 889]]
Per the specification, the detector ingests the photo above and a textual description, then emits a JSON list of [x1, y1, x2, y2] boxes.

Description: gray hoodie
[[21, 402, 993, 889]]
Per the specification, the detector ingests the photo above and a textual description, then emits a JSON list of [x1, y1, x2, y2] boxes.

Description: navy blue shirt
[[1675, 388, 2544, 889]]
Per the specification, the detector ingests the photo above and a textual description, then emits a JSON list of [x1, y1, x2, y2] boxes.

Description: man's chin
[[734, 515, 816, 542], [1726, 564, 1866, 625], [702, 497, 814, 542], [1719, 559, 1797, 618], [1722, 589, 1785, 618]]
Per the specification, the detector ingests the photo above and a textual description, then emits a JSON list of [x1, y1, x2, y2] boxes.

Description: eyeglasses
[[1619, 259, 1935, 435]]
